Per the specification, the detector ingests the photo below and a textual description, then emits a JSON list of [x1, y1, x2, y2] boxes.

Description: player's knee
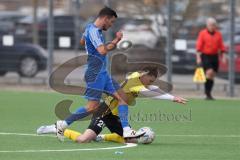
[[86, 104, 99, 112], [86, 106, 97, 113], [206, 69, 215, 79], [76, 136, 91, 143]]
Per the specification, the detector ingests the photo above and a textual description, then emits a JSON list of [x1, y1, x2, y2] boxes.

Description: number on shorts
[[97, 120, 105, 128]]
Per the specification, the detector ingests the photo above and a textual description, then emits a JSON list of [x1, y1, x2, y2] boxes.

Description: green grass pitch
[[0, 90, 239, 160]]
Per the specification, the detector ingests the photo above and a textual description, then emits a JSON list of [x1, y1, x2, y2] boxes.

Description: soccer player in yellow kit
[[37, 67, 187, 144]]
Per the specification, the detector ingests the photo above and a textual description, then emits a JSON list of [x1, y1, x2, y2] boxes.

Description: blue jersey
[[83, 23, 107, 82], [82, 23, 120, 101]]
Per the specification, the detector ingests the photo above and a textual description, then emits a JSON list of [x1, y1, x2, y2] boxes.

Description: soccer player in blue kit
[[55, 7, 145, 141]]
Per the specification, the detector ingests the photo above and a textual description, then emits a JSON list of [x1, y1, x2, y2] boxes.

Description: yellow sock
[[104, 133, 125, 143], [64, 129, 81, 141]]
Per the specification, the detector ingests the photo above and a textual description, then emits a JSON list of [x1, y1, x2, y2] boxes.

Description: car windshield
[[17, 15, 46, 24], [122, 19, 152, 31]]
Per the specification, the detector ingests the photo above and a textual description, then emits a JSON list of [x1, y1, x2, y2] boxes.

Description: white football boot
[[55, 120, 68, 142], [123, 127, 146, 138], [37, 124, 56, 134]]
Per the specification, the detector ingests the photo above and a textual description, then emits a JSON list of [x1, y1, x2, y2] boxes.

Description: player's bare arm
[[140, 85, 188, 105], [97, 31, 123, 55]]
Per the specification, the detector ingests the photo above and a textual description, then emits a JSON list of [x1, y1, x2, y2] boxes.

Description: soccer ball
[[138, 127, 155, 144]]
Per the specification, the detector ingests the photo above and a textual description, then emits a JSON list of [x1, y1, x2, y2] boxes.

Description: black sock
[[205, 79, 214, 96], [209, 79, 214, 94]]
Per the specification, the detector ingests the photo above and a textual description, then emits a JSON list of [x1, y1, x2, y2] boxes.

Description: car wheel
[[0, 71, 7, 76], [18, 57, 38, 77]]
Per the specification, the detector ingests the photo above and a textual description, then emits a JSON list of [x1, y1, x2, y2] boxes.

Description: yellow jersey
[[104, 72, 146, 116]]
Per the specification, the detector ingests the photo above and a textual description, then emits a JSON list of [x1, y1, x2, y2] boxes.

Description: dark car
[[15, 15, 85, 49], [109, 44, 165, 75], [172, 40, 196, 73], [0, 43, 47, 77], [111, 40, 197, 75], [0, 12, 26, 35]]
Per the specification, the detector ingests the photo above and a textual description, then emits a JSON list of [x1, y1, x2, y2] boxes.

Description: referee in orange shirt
[[196, 17, 227, 100]]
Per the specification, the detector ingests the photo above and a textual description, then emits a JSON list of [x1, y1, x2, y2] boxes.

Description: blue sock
[[118, 105, 129, 128], [65, 107, 89, 125]]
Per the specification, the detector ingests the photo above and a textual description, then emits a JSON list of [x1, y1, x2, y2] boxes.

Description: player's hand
[[173, 96, 188, 104], [196, 56, 202, 65], [116, 31, 123, 40], [222, 53, 227, 64], [80, 38, 85, 46]]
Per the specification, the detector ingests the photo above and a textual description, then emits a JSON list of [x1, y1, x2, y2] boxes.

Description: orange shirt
[[196, 29, 225, 55]]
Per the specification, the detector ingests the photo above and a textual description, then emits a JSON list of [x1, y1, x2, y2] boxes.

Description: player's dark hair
[[98, 6, 118, 18], [143, 67, 158, 78]]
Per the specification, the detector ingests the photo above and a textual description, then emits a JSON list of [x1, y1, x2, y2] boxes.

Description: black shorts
[[87, 103, 123, 136], [201, 54, 219, 72]]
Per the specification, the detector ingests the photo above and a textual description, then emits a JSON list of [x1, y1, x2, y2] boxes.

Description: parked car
[[114, 18, 159, 49], [14, 15, 85, 49], [0, 43, 47, 77], [172, 40, 196, 73], [219, 43, 240, 82], [115, 39, 197, 74], [110, 43, 165, 75], [177, 19, 205, 40], [0, 11, 26, 36]]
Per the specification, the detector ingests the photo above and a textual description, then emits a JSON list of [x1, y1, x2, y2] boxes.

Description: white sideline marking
[[0, 132, 55, 137], [156, 134, 240, 138], [0, 132, 137, 153], [0, 143, 137, 153]]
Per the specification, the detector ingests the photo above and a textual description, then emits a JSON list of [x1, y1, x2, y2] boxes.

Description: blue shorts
[[84, 72, 120, 101]]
